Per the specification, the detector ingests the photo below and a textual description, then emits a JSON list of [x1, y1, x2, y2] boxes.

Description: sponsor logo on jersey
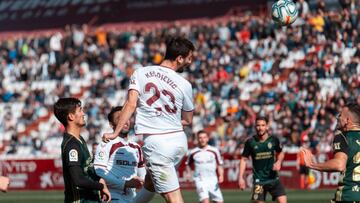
[[69, 149, 78, 162], [116, 159, 137, 166]]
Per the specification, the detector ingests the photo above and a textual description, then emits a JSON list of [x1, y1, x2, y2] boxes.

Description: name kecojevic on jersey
[[129, 65, 194, 134]]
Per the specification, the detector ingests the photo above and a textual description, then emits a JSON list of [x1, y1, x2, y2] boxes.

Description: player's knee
[[200, 199, 210, 203], [276, 195, 287, 203]]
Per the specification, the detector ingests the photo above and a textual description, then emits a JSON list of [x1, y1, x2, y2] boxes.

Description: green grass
[[0, 189, 334, 203]]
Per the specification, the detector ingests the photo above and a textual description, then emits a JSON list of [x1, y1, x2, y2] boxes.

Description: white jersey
[[186, 145, 223, 180], [128, 66, 194, 134], [94, 137, 145, 202]]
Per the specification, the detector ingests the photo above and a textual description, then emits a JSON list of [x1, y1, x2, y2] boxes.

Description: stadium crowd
[[0, 0, 359, 157]]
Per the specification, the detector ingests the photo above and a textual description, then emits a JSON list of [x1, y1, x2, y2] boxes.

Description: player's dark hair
[[345, 102, 360, 123], [255, 116, 268, 124], [164, 36, 195, 61], [53, 98, 82, 127], [107, 106, 123, 126], [197, 130, 208, 137]]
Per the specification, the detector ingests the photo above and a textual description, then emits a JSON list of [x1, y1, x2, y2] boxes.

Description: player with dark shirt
[[54, 98, 111, 203], [238, 117, 287, 203], [302, 103, 360, 202]]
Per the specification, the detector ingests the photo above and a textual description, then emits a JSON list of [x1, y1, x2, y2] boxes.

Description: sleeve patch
[[69, 149, 78, 162], [97, 151, 105, 160]]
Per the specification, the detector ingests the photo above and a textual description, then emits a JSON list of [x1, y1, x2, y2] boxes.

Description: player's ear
[[176, 55, 184, 64], [68, 113, 75, 122]]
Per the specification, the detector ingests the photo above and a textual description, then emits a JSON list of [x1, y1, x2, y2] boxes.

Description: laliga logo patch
[[69, 149, 78, 162], [98, 151, 105, 160], [268, 142, 272, 149]]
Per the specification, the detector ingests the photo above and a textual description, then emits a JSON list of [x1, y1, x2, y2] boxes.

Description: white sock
[[133, 188, 156, 203]]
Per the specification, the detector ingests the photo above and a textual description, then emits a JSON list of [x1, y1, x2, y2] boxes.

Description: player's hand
[[238, 177, 246, 190], [272, 161, 282, 171], [125, 176, 144, 189], [102, 133, 116, 143], [99, 179, 111, 203], [218, 175, 224, 184], [301, 147, 314, 168], [0, 176, 10, 192]]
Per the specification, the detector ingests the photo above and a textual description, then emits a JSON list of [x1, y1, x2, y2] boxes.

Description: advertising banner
[[0, 152, 339, 190]]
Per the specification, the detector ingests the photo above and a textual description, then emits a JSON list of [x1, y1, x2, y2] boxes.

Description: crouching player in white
[[94, 106, 150, 202], [186, 130, 224, 203]]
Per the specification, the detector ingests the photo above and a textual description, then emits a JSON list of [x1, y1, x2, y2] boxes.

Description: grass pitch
[[0, 189, 334, 203]]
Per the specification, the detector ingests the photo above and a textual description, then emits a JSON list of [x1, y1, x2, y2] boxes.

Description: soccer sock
[[133, 188, 155, 203], [300, 176, 305, 189]]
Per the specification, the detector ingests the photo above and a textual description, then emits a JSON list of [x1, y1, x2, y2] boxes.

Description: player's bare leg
[[213, 200, 223, 203], [200, 198, 210, 203], [276, 195, 287, 203], [161, 189, 184, 203], [253, 201, 265, 203]]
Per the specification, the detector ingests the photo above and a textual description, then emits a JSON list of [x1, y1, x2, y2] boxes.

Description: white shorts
[[142, 131, 188, 193], [194, 178, 224, 202]]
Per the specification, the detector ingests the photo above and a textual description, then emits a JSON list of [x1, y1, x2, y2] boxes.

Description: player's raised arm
[[103, 89, 139, 141]]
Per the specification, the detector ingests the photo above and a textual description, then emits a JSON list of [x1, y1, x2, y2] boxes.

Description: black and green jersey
[[61, 133, 101, 203], [242, 135, 282, 184], [333, 131, 360, 201]]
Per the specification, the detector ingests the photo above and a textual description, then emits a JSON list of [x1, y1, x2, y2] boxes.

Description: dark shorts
[[299, 165, 310, 175], [251, 179, 286, 202]]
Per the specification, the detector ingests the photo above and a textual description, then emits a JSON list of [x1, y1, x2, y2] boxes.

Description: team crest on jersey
[[98, 151, 105, 160], [69, 149, 78, 162], [268, 142, 272, 149]]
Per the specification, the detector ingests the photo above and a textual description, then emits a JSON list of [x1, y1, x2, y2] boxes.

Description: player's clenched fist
[[102, 132, 116, 143], [125, 176, 144, 189]]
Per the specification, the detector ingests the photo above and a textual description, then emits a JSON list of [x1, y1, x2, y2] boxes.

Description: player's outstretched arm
[[238, 157, 247, 190], [301, 148, 347, 172], [103, 90, 138, 141]]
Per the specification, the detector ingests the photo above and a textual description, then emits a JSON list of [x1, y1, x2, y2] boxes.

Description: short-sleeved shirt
[[128, 66, 194, 135], [94, 137, 145, 201], [333, 131, 360, 201], [186, 146, 223, 181], [242, 135, 282, 184], [61, 133, 100, 203]]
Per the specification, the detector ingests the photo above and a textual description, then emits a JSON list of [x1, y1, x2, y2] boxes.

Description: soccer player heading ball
[[103, 36, 195, 203]]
